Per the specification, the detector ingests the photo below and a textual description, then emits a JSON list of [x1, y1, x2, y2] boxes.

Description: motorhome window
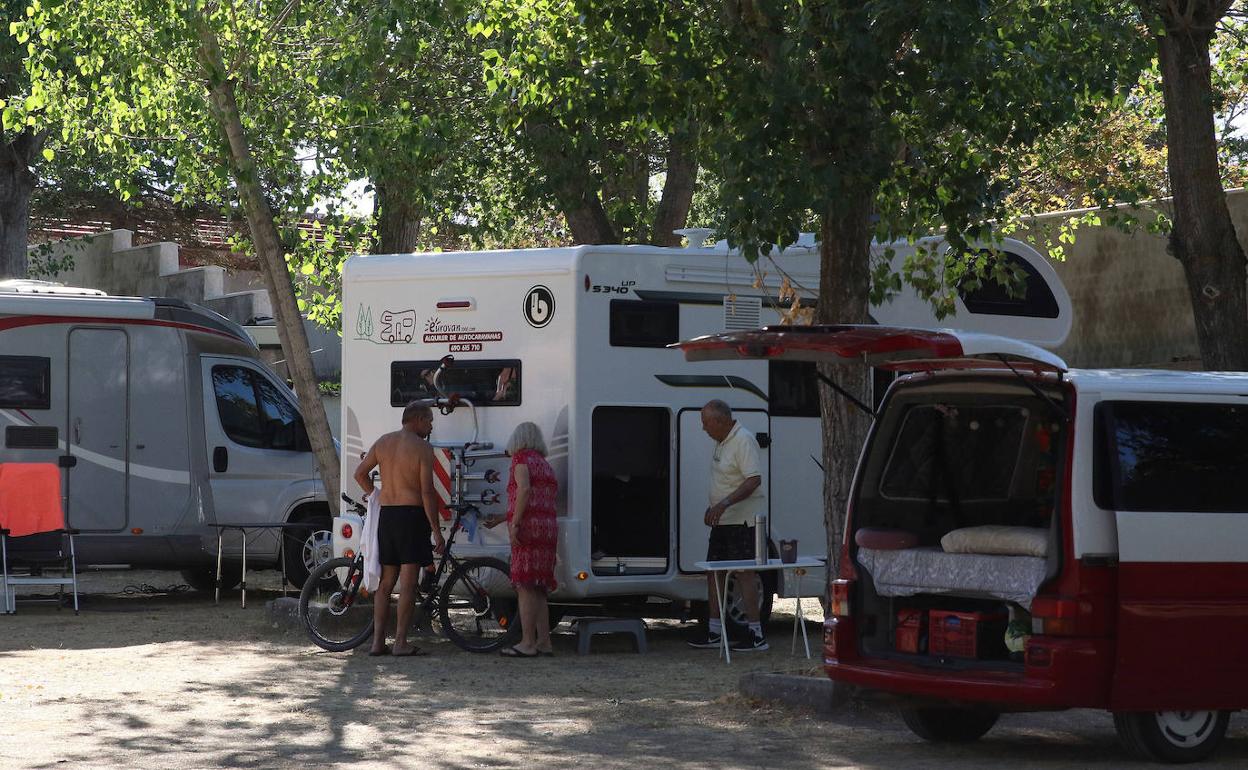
[[212, 366, 265, 448], [609, 299, 679, 348], [1101, 401, 1248, 513], [0, 356, 51, 409], [957, 250, 1060, 318], [390, 360, 521, 407], [255, 377, 302, 451], [769, 361, 819, 417], [880, 404, 1028, 501]]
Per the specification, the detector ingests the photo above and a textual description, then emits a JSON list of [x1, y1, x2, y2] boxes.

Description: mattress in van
[[856, 546, 1047, 610]]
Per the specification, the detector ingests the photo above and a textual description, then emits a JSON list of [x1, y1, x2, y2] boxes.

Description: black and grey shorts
[[377, 505, 434, 567], [706, 524, 756, 562]]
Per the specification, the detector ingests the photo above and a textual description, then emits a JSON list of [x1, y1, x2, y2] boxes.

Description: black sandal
[[499, 646, 539, 658]]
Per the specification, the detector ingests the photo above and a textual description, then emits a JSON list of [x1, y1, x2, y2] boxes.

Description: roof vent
[[723, 295, 762, 331], [673, 228, 716, 249]]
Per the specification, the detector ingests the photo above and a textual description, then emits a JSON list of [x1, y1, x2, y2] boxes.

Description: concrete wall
[[1023, 188, 1248, 369], [28, 229, 341, 380]]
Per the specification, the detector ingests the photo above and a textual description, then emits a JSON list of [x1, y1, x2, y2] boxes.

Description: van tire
[[900, 706, 999, 742], [181, 564, 241, 592], [283, 508, 334, 590], [1113, 710, 1229, 764]]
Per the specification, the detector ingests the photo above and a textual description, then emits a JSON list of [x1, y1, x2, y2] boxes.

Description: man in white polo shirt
[[688, 399, 769, 652]]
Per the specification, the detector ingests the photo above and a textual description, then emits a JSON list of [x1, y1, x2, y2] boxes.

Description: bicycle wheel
[[299, 556, 375, 652], [438, 557, 521, 653]]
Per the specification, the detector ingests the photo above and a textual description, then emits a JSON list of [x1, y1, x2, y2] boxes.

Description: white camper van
[[0, 283, 330, 588], [338, 235, 1071, 623]]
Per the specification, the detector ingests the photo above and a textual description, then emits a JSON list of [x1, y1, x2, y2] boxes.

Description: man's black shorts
[[377, 505, 434, 567], [706, 524, 755, 561]]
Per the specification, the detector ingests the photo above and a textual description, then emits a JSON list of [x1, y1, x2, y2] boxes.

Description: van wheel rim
[[302, 530, 334, 571], [1154, 711, 1217, 747]]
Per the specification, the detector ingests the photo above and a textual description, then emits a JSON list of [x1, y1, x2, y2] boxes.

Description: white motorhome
[[0, 282, 330, 588], [338, 235, 1071, 622]]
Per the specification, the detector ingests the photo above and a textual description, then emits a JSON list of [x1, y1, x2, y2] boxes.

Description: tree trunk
[[191, 15, 341, 515], [372, 171, 423, 254], [1154, 3, 1248, 369], [815, 195, 874, 579], [0, 130, 44, 279], [525, 121, 617, 244], [652, 126, 699, 246]]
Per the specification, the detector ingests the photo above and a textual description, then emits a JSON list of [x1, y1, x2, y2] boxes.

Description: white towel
[[362, 493, 382, 592]]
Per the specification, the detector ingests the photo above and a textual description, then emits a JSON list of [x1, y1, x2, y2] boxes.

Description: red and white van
[[678, 325, 1248, 764]]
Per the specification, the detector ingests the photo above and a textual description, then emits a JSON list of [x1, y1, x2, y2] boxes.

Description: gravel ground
[[1, 568, 1245, 769]]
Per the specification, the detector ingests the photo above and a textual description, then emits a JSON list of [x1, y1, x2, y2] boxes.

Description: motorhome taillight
[[830, 579, 852, 618], [343, 549, 355, 560], [1031, 597, 1081, 635], [341, 523, 353, 539]]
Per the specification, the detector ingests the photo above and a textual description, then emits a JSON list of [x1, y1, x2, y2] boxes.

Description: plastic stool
[[573, 617, 648, 655]]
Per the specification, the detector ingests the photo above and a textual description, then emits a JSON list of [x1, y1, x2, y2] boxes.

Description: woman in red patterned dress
[[497, 421, 558, 657]]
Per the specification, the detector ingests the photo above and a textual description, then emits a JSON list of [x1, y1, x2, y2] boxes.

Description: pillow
[[940, 525, 1048, 557], [854, 527, 919, 550]]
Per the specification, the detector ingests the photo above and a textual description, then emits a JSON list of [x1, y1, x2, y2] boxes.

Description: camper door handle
[[135, 444, 145, 450], [73, 418, 81, 444]]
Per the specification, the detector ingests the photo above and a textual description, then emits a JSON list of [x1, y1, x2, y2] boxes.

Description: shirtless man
[[353, 402, 446, 656]]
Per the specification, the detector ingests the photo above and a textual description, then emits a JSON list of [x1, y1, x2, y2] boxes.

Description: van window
[[255, 377, 302, 450], [212, 365, 306, 450], [1099, 401, 1248, 513], [880, 404, 1028, 501], [609, 300, 679, 348], [391, 360, 521, 407], [0, 355, 51, 409]]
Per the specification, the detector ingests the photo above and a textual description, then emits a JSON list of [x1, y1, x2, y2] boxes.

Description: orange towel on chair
[[0, 463, 65, 537]]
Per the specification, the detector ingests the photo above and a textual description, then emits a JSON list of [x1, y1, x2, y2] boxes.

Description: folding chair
[[0, 463, 78, 614]]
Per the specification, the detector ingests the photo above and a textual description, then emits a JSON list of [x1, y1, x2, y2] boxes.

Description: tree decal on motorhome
[[355, 304, 374, 340]]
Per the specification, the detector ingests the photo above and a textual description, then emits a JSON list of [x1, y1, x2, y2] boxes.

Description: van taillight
[[341, 523, 353, 540], [830, 579, 852, 618], [1031, 597, 1081, 635]]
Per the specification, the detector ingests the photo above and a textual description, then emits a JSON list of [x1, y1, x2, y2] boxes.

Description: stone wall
[[1024, 188, 1248, 369]]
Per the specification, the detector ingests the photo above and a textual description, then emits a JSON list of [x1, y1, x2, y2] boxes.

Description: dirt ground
[[1, 569, 1245, 769]]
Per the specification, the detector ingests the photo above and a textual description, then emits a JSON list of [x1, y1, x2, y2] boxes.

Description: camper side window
[[769, 361, 819, 417], [957, 250, 1060, 319], [0, 355, 51, 409], [609, 300, 679, 348]]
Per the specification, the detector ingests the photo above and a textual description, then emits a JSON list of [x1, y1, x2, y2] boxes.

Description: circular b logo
[[523, 285, 555, 328]]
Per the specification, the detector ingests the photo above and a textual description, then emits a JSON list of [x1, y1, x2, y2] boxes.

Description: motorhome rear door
[[66, 327, 129, 531], [678, 407, 770, 572]]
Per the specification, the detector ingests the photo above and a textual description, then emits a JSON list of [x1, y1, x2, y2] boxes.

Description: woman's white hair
[[506, 421, 548, 456]]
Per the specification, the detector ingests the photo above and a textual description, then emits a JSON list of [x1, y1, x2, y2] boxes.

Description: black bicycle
[[299, 495, 519, 653]]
